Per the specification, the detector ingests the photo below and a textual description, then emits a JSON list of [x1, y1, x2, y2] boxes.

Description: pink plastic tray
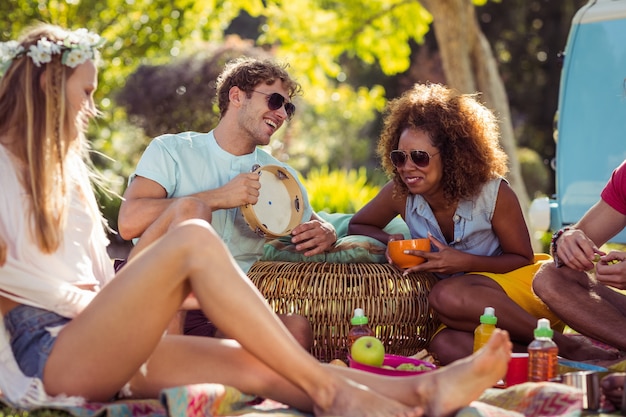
[[348, 353, 437, 376]]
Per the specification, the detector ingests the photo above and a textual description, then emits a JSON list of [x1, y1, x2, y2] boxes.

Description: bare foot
[[312, 376, 424, 417], [413, 329, 512, 417], [559, 334, 620, 361], [586, 354, 626, 369]]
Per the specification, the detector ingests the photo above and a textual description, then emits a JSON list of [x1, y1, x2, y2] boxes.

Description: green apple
[[351, 336, 385, 367]]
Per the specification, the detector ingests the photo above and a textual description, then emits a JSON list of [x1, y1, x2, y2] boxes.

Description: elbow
[[347, 220, 360, 236], [116, 221, 134, 242], [116, 207, 136, 241]]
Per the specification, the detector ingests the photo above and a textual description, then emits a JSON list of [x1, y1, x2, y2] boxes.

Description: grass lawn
[[0, 407, 71, 417]]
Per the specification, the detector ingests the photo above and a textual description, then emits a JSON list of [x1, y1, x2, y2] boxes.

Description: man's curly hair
[[215, 57, 302, 118], [377, 83, 509, 202]]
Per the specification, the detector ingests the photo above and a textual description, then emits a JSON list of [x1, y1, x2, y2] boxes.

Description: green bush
[[301, 165, 380, 214], [0, 405, 70, 417], [518, 147, 550, 199]]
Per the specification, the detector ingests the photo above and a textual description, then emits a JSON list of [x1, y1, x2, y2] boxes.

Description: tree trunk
[[420, 0, 538, 249]]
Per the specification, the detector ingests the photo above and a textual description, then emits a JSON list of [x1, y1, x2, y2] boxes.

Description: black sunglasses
[[252, 90, 296, 120], [389, 149, 439, 168]]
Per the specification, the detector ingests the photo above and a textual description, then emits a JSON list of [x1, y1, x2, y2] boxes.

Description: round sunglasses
[[252, 90, 296, 120], [389, 149, 439, 168]]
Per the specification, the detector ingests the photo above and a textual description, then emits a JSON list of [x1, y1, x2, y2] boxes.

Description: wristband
[[550, 227, 571, 268]]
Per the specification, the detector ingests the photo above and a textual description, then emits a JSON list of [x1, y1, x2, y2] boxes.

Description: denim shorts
[[4, 304, 70, 379]]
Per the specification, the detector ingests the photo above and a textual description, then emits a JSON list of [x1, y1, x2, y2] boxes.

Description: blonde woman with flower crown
[[0, 23, 513, 416]]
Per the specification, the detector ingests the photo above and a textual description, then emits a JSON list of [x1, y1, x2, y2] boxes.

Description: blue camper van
[[531, 0, 626, 242]]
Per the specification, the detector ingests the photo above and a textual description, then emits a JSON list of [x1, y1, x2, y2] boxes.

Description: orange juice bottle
[[348, 308, 375, 348], [473, 307, 497, 352]]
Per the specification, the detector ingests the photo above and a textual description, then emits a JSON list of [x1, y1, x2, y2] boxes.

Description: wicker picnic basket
[[247, 261, 440, 363]]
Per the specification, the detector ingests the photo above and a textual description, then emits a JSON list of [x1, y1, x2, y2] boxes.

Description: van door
[[551, 0, 626, 242]]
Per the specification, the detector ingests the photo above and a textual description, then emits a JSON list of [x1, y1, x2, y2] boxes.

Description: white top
[[0, 145, 114, 407]]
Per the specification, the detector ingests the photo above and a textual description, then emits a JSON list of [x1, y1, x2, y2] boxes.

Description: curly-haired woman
[[349, 83, 617, 365]]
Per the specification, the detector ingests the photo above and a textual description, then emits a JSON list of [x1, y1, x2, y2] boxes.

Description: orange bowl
[[388, 238, 430, 268]]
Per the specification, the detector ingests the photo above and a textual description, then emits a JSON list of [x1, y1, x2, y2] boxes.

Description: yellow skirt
[[435, 253, 564, 336]]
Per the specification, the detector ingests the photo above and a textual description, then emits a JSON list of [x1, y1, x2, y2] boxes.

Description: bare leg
[[112, 318, 512, 417], [129, 198, 314, 349], [215, 313, 313, 350], [127, 197, 212, 261], [429, 273, 617, 362], [43, 220, 421, 417], [332, 329, 512, 417], [533, 262, 626, 351]]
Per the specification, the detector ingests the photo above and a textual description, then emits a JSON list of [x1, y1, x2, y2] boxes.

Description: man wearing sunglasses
[[117, 57, 337, 347]]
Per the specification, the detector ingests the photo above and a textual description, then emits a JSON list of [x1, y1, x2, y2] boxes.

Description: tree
[[2, 0, 583, 232], [419, 0, 530, 211], [253, 0, 533, 208], [477, 0, 587, 195]]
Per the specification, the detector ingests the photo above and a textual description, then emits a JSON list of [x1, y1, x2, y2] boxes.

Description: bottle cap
[[351, 308, 369, 325], [534, 318, 554, 338], [479, 306, 497, 325]]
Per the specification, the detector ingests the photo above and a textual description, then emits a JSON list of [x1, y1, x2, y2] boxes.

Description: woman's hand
[[385, 234, 408, 265], [401, 234, 469, 275]]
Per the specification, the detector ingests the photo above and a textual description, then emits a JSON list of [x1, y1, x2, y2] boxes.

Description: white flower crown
[[0, 28, 105, 76]]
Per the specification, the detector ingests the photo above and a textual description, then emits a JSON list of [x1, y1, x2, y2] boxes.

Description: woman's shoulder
[[479, 177, 507, 198]]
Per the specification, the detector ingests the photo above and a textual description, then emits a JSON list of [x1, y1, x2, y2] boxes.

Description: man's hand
[[203, 172, 261, 209], [556, 228, 603, 271], [595, 250, 626, 289], [601, 373, 626, 410], [290, 219, 337, 256]]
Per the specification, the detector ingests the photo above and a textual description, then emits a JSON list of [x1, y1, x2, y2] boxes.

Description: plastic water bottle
[[528, 318, 559, 382], [348, 308, 375, 348], [473, 307, 497, 352]]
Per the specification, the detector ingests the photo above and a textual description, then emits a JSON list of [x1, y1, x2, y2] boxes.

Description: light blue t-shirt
[[130, 130, 313, 273], [405, 177, 504, 276]]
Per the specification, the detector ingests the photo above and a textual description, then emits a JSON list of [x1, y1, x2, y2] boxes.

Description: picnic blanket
[[0, 380, 611, 417]]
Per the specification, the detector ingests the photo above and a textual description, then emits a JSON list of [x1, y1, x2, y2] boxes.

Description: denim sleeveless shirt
[[405, 177, 504, 270]]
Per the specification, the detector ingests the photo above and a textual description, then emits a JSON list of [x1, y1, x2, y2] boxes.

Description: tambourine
[[241, 164, 304, 239]]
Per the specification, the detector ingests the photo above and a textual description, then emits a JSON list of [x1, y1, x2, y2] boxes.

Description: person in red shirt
[[533, 160, 626, 350], [533, 160, 626, 410]]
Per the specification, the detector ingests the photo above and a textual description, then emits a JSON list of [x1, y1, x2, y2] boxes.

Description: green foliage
[[116, 38, 270, 138], [0, 403, 71, 417], [518, 147, 550, 198], [300, 165, 381, 214], [2, 0, 577, 230], [258, 0, 432, 78], [277, 84, 386, 173]]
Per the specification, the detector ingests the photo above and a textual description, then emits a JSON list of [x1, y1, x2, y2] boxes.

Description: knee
[[428, 329, 470, 365], [168, 197, 212, 224], [279, 314, 314, 351], [531, 262, 560, 300], [428, 281, 460, 313], [169, 220, 225, 263]]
